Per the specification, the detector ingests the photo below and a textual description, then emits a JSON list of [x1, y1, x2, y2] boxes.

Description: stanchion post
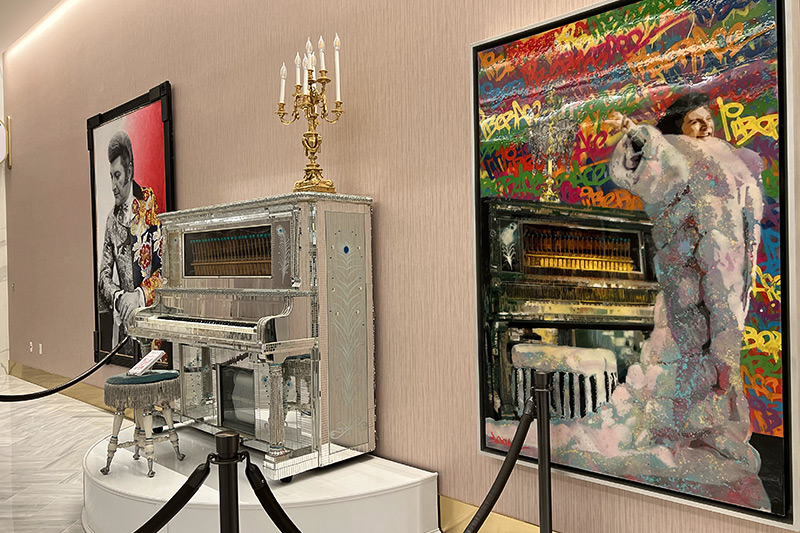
[[534, 371, 552, 533], [216, 430, 241, 533]]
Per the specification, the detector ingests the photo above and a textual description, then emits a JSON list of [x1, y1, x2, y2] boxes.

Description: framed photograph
[[473, 0, 789, 519], [89, 82, 175, 368]]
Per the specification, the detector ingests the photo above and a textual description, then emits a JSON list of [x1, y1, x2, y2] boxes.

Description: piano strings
[[188, 228, 272, 277], [522, 225, 636, 273]]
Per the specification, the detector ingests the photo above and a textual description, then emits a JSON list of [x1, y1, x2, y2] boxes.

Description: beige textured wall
[[3, 0, 797, 531], [0, 60, 8, 375]]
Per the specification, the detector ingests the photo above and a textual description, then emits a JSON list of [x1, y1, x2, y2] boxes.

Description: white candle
[[294, 53, 301, 87], [310, 52, 317, 81], [334, 33, 341, 101], [318, 36, 326, 71], [302, 55, 309, 95], [279, 62, 287, 104]]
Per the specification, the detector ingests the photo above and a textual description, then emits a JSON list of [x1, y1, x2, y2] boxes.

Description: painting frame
[[88, 81, 175, 368], [472, 0, 792, 522]]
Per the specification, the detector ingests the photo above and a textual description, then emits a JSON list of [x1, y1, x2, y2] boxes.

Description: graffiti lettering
[[751, 265, 780, 303], [761, 202, 780, 229], [517, 15, 687, 92], [559, 182, 643, 211], [742, 349, 783, 379], [635, 18, 769, 85], [503, 166, 540, 197], [759, 228, 781, 275], [741, 364, 782, 403], [480, 79, 527, 108], [576, 86, 666, 134], [574, 129, 609, 166], [481, 151, 507, 183], [746, 312, 781, 337], [565, 162, 611, 189], [692, 23, 750, 64], [742, 326, 781, 362], [692, 0, 762, 26], [717, 97, 779, 146], [498, 144, 533, 179], [480, 99, 541, 141], [477, 51, 516, 83]]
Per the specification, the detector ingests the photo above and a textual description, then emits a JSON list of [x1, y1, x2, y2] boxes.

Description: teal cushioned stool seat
[[101, 370, 185, 478], [106, 369, 179, 385]]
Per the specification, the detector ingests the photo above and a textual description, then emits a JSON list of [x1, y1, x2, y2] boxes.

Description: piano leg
[[100, 409, 125, 475], [267, 362, 288, 457]]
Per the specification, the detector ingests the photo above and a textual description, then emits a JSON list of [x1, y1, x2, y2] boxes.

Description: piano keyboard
[[153, 315, 258, 334]]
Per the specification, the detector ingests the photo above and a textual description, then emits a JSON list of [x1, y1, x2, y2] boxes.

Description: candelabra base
[[539, 175, 560, 203], [293, 166, 337, 194]]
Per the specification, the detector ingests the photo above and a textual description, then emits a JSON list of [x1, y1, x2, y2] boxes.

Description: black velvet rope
[[244, 452, 302, 533], [133, 456, 213, 533], [463, 394, 537, 533], [0, 335, 132, 402]]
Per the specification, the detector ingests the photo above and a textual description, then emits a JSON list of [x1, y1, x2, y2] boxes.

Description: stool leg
[[100, 409, 125, 475], [162, 406, 185, 460], [132, 409, 142, 460], [143, 408, 156, 477]]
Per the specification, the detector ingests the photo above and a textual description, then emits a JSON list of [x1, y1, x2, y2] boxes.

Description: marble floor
[[0, 370, 539, 533], [0, 374, 130, 533]]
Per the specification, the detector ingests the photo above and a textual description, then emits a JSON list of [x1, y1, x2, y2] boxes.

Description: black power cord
[[0, 335, 132, 402]]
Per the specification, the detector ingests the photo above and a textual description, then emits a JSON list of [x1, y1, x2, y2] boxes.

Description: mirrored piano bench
[[100, 370, 186, 477]]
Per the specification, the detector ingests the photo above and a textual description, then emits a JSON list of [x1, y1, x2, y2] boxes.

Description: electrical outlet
[[38, 343, 42, 355], [28, 341, 33, 352]]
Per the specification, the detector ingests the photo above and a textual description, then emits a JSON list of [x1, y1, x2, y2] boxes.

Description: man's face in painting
[[681, 106, 715, 140], [110, 156, 132, 207]]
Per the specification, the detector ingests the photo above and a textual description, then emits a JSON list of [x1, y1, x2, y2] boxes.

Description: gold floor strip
[[439, 495, 544, 532], [8, 360, 112, 413]]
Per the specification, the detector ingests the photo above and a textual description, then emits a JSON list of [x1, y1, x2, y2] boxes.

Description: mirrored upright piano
[[128, 192, 375, 480]]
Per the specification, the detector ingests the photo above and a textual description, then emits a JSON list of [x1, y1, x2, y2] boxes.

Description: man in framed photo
[[97, 130, 163, 354]]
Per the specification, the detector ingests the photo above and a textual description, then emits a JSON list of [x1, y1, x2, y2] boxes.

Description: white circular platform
[[82, 425, 440, 532]]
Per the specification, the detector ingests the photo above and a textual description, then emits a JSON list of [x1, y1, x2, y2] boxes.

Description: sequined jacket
[[98, 181, 163, 313]]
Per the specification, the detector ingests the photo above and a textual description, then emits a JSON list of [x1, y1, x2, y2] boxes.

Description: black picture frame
[[88, 81, 175, 368], [472, 0, 791, 521]]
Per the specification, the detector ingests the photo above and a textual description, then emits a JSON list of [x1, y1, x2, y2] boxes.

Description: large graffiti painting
[[475, 0, 787, 516]]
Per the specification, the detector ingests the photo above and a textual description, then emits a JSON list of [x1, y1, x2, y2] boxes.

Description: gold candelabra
[[276, 35, 343, 194], [539, 121, 560, 203], [540, 158, 560, 203], [528, 94, 578, 204]]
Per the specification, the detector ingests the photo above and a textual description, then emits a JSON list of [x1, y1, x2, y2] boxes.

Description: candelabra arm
[[275, 86, 303, 125], [322, 101, 343, 124], [276, 108, 299, 125]]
